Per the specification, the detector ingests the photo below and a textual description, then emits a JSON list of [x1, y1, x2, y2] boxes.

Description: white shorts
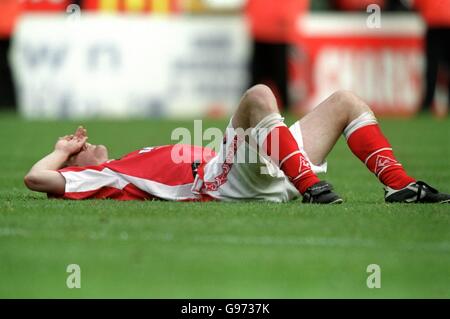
[[193, 116, 327, 202]]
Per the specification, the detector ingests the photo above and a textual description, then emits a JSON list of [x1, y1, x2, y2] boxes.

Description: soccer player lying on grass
[[24, 85, 450, 204]]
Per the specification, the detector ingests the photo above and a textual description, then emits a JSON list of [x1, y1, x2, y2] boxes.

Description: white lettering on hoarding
[[314, 48, 422, 113]]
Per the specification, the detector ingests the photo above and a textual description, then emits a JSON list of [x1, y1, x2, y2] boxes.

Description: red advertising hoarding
[[292, 14, 426, 116]]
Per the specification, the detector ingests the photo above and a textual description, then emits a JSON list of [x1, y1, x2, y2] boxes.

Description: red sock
[[264, 125, 320, 194], [347, 124, 415, 189]]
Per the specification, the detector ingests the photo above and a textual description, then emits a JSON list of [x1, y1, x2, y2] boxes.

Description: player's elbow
[[24, 170, 65, 195], [24, 172, 51, 192], [24, 172, 41, 191]]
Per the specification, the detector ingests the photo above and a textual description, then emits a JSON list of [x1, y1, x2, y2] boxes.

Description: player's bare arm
[[24, 127, 88, 195]]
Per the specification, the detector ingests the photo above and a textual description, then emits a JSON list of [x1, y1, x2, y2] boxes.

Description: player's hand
[[74, 125, 87, 139], [54, 134, 88, 156]]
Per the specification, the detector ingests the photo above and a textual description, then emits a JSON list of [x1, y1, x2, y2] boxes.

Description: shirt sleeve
[[52, 165, 127, 200]]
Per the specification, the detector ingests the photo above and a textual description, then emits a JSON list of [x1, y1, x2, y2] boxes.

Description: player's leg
[[299, 90, 450, 203], [232, 84, 278, 129], [296, 90, 369, 165], [232, 84, 342, 204]]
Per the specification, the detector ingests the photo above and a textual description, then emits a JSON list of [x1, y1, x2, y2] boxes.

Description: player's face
[[68, 143, 109, 167]]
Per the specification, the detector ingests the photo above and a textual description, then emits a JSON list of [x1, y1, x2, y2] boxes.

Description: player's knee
[[329, 90, 356, 105], [329, 90, 370, 116], [244, 84, 278, 114]]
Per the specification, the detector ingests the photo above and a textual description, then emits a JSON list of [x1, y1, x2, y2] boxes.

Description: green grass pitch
[[0, 111, 449, 298]]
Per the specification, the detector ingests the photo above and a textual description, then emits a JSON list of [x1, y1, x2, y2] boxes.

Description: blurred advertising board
[[10, 14, 250, 118], [10, 13, 425, 118], [292, 13, 425, 116]]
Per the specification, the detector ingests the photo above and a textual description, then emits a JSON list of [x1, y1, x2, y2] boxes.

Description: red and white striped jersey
[[51, 144, 215, 201]]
